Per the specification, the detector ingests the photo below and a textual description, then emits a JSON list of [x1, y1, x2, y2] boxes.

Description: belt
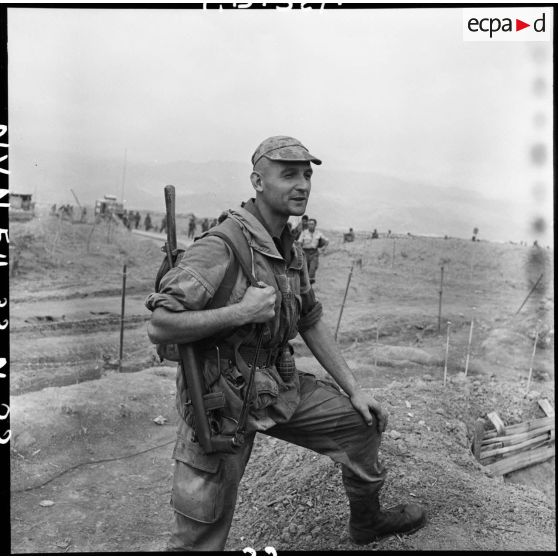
[[200, 344, 281, 369]]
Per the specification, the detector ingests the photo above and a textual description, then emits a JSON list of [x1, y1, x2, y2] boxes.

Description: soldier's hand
[[350, 390, 388, 433], [239, 282, 276, 323]]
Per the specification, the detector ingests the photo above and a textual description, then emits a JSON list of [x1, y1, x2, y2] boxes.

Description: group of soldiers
[[50, 203, 87, 222], [121, 210, 142, 230]]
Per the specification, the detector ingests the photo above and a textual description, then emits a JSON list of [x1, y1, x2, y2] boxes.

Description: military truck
[[94, 194, 125, 218]]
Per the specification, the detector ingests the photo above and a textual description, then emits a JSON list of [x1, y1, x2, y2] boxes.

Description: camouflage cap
[[251, 135, 322, 167]]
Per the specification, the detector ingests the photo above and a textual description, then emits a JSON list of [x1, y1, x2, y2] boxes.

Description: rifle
[[164, 185, 259, 453]]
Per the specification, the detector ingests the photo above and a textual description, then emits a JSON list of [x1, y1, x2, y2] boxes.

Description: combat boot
[[345, 479, 427, 545]]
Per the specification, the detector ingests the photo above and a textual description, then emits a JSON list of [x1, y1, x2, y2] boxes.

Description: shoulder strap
[[204, 218, 258, 310]]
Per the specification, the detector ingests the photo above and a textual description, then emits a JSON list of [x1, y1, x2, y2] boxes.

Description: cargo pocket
[[171, 434, 224, 524], [252, 367, 279, 411]]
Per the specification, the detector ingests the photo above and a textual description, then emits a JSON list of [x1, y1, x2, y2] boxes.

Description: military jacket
[[145, 201, 323, 433]]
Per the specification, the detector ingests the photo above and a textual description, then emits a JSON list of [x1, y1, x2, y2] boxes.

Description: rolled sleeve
[[144, 236, 231, 312]]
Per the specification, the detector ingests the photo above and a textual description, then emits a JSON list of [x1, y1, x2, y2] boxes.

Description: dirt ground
[[10, 211, 555, 553]]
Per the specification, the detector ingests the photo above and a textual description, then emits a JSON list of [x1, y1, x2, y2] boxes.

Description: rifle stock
[[163, 185, 239, 454]]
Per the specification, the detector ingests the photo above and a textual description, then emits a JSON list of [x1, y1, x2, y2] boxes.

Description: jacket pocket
[[171, 431, 224, 524]]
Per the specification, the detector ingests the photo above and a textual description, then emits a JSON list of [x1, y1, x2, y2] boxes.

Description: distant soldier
[[50, 203, 57, 215], [160, 215, 167, 233], [144, 213, 152, 231], [371, 228, 379, 239], [80, 207, 87, 223], [299, 218, 328, 285], [134, 211, 141, 229], [188, 215, 196, 238], [344, 227, 355, 243], [292, 214, 309, 240], [201, 218, 210, 233]]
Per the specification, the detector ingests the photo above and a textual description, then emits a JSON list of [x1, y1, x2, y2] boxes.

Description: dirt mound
[[229, 376, 555, 552], [10, 223, 554, 553]]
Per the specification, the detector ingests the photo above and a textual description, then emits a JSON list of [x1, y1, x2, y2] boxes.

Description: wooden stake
[[443, 321, 451, 386], [437, 266, 444, 333], [106, 216, 112, 244], [334, 263, 354, 342], [391, 239, 396, 269], [464, 308, 475, 376], [86, 221, 97, 253], [525, 325, 540, 395], [514, 273, 543, 316], [374, 322, 380, 366], [118, 263, 127, 372]]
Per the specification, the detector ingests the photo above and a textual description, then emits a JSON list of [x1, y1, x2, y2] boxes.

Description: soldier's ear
[[250, 170, 264, 193]]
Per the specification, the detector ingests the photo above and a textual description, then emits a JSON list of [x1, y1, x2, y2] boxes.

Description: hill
[[11, 147, 527, 242], [9, 211, 555, 552]]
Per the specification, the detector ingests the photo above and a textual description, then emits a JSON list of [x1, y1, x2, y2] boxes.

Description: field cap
[[252, 135, 322, 167]]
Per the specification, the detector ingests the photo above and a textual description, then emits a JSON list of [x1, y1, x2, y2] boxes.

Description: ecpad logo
[[463, 8, 552, 42]]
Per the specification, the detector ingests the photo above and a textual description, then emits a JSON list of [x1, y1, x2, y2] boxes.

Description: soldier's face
[[255, 160, 312, 217]]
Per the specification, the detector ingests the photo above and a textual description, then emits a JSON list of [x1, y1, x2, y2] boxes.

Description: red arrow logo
[[516, 19, 530, 31]]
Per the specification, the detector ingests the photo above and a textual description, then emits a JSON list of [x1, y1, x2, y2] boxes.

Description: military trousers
[[303, 249, 320, 284], [167, 372, 386, 551]]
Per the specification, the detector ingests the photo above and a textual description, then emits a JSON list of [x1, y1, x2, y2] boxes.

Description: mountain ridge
[[11, 147, 525, 242]]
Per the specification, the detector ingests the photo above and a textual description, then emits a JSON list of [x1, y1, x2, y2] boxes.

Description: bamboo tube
[[485, 445, 554, 476]]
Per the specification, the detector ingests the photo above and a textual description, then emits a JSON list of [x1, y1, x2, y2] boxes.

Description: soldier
[[146, 135, 426, 551], [188, 215, 197, 238], [344, 227, 355, 243], [299, 218, 328, 285], [292, 214, 309, 240], [144, 212, 152, 231]]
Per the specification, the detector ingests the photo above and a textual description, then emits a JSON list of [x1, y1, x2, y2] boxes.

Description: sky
[[7, 7, 553, 216]]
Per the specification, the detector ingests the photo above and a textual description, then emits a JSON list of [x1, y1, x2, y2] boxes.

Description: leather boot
[[345, 478, 427, 545]]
